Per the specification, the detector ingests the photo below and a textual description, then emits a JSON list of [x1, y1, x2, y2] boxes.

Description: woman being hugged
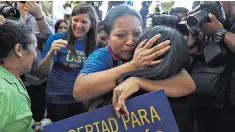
[[37, 3, 98, 122]]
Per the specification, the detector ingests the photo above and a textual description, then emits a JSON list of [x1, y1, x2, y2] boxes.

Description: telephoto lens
[[187, 10, 209, 30], [0, 5, 20, 21]]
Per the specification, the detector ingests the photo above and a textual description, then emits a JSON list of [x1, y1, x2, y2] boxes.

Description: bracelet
[[213, 28, 228, 43], [35, 16, 44, 21]]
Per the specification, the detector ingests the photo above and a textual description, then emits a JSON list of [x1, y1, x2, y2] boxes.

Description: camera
[[185, 1, 227, 65], [151, 14, 181, 27], [187, 1, 226, 30], [0, 5, 20, 21], [151, 14, 190, 37]]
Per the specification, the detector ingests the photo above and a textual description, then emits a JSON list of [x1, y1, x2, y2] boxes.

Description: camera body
[[187, 1, 226, 30], [0, 4, 20, 21], [149, 1, 227, 66], [151, 14, 181, 28], [174, 1, 228, 66]]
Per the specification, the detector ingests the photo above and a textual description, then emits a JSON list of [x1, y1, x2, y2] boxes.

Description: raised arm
[[37, 34, 67, 78]]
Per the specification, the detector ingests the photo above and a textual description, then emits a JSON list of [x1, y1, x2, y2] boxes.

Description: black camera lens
[[187, 16, 199, 29], [186, 10, 208, 30], [0, 6, 20, 21]]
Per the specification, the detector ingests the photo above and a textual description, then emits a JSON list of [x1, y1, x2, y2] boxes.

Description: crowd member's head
[[54, 19, 68, 33], [170, 7, 189, 18], [0, 15, 37, 76], [141, 1, 148, 7], [103, 4, 143, 61], [117, 26, 189, 83], [97, 22, 108, 48], [67, 3, 98, 57]]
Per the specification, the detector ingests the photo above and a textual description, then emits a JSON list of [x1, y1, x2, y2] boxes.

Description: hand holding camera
[[203, 13, 224, 36], [186, 1, 226, 32]]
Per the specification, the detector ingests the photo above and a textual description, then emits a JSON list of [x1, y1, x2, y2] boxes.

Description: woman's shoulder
[[89, 46, 111, 58], [84, 46, 114, 66], [0, 78, 10, 99], [49, 31, 67, 40], [80, 46, 113, 74], [0, 78, 5, 91]]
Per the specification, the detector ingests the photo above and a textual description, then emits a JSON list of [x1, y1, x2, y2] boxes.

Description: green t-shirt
[[0, 66, 34, 132]]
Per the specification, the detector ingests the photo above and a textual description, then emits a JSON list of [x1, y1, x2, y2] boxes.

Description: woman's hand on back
[[129, 34, 171, 70], [48, 39, 68, 56]]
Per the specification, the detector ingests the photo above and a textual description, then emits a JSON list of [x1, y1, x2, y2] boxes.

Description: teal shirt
[[0, 66, 34, 132]]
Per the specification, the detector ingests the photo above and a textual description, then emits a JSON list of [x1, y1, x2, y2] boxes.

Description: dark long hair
[[54, 19, 68, 33], [103, 4, 142, 36], [117, 26, 190, 83], [67, 3, 98, 57]]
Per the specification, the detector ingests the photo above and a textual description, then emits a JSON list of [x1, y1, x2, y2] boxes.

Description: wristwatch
[[213, 28, 228, 43]]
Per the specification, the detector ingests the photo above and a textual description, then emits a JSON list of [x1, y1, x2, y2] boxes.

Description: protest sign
[[44, 90, 179, 132]]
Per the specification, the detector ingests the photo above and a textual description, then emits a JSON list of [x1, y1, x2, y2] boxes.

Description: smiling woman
[[37, 3, 98, 122], [0, 16, 37, 132]]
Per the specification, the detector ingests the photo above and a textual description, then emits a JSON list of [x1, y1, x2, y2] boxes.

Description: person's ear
[[13, 44, 23, 58], [106, 34, 110, 43]]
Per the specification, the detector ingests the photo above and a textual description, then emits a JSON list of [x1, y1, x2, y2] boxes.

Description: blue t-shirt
[[42, 32, 87, 104], [80, 46, 124, 107], [80, 46, 123, 74]]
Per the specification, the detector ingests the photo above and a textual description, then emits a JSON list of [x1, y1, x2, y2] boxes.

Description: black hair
[[103, 4, 143, 36], [141, 1, 148, 7], [0, 17, 35, 64], [117, 26, 190, 83], [54, 19, 68, 33], [170, 7, 189, 14], [67, 3, 98, 57], [98, 21, 105, 33]]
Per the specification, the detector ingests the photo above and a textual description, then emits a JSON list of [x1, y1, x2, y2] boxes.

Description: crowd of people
[[0, 1, 235, 132]]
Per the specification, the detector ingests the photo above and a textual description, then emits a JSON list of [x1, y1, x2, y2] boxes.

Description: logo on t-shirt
[[63, 50, 87, 68]]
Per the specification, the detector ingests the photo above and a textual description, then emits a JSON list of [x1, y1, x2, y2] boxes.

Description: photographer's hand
[[24, 1, 50, 33], [203, 13, 223, 35], [24, 1, 43, 19]]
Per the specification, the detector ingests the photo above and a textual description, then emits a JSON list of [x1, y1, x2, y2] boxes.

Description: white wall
[[52, 0, 72, 24]]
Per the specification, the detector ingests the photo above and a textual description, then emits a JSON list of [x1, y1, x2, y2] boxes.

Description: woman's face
[[109, 15, 142, 61], [57, 22, 68, 33], [97, 30, 108, 47], [71, 13, 92, 39]]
